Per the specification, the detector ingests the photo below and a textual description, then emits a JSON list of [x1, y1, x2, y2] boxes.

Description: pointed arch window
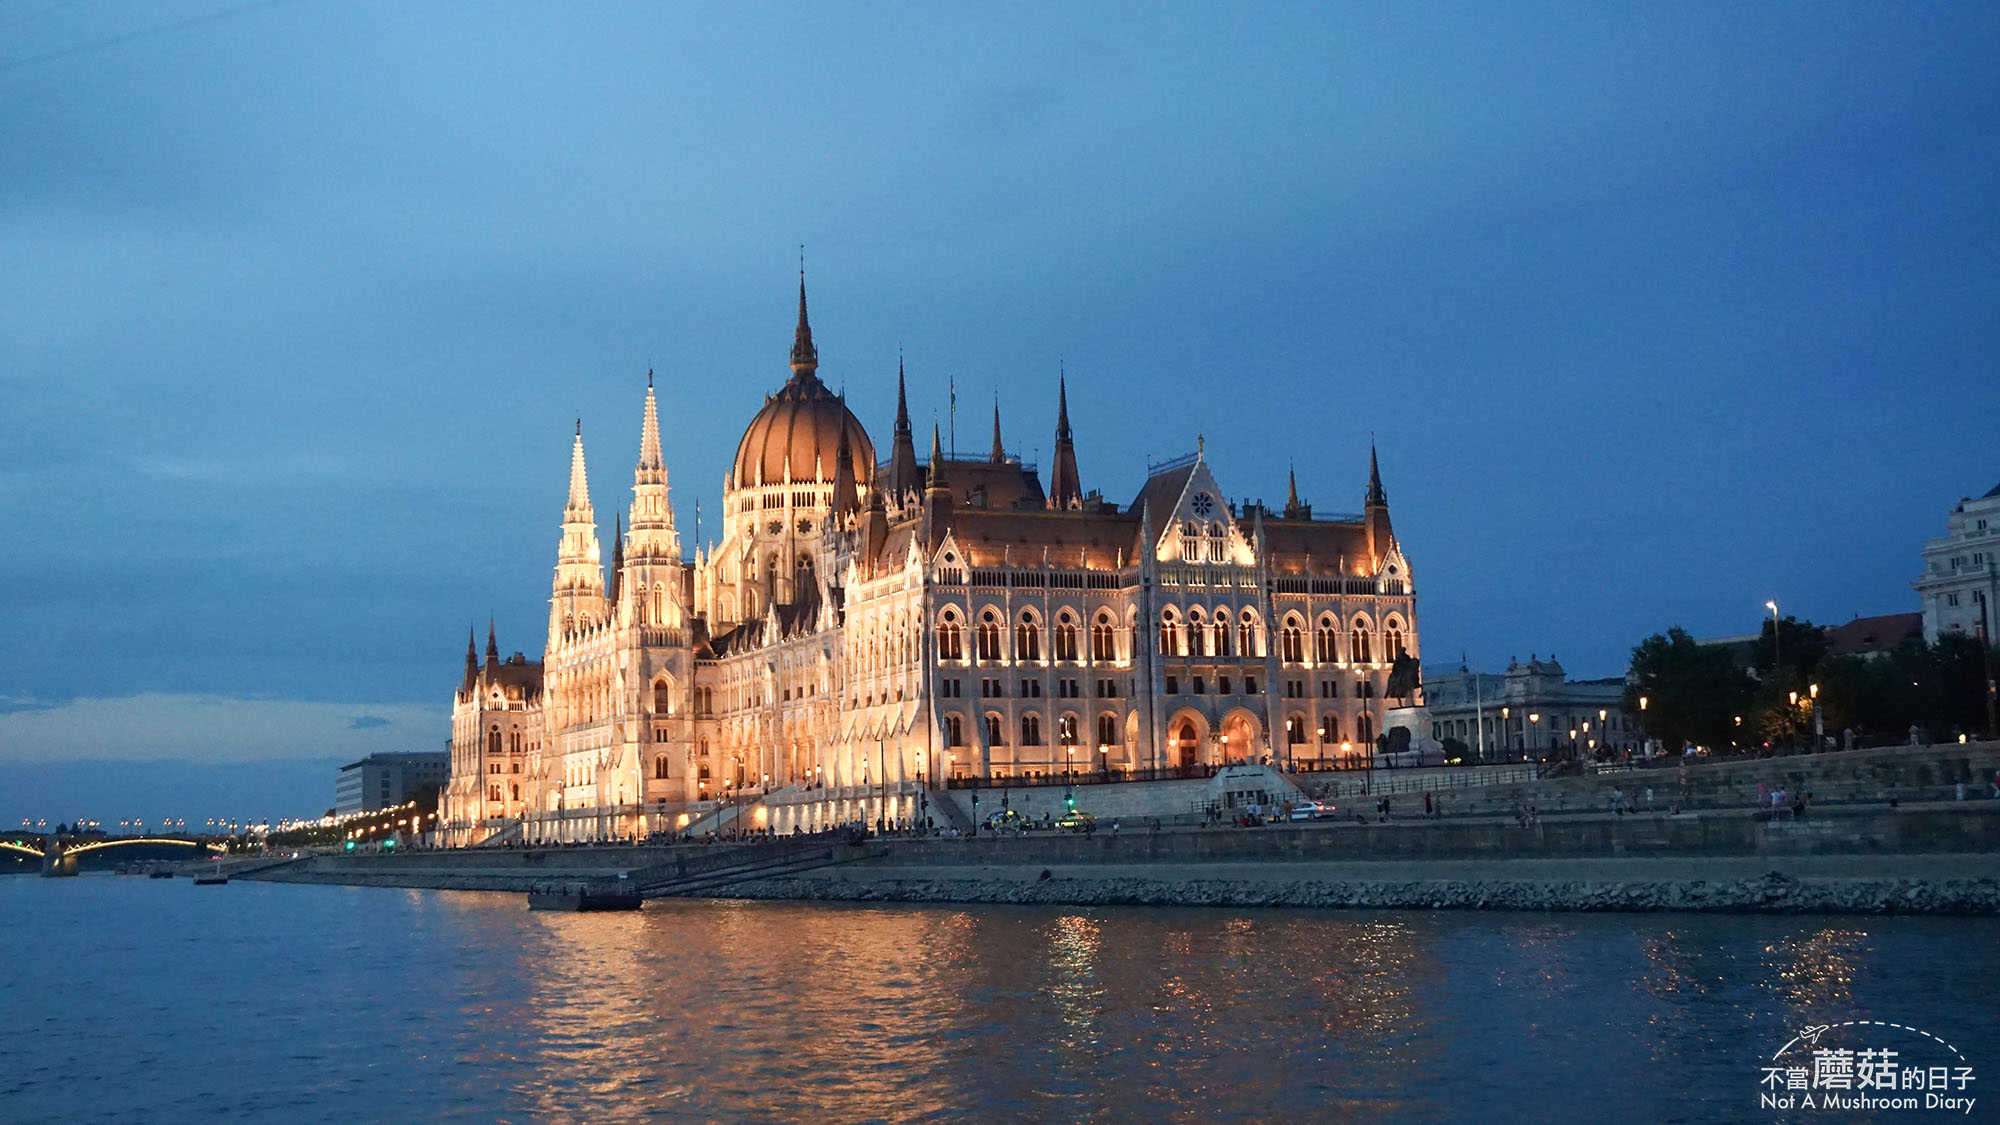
[[1351, 624, 1373, 665], [1159, 610, 1182, 658], [938, 611, 964, 662], [1213, 610, 1232, 657], [1053, 612, 1078, 662], [1187, 610, 1207, 657], [946, 713, 965, 747], [976, 611, 1003, 662], [653, 679, 672, 714], [985, 713, 1005, 746], [1097, 713, 1118, 748], [1021, 713, 1043, 746], [1385, 620, 1405, 660], [488, 726, 502, 756], [1091, 613, 1116, 662], [1016, 612, 1041, 663], [1315, 619, 1338, 664], [1238, 615, 1258, 658], [1058, 714, 1079, 746], [1356, 713, 1376, 745], [1281, 619, 1304, 665], [654, 755, 670, 780]]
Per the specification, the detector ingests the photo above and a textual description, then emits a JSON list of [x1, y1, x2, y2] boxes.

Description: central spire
[[1047, 372, 1081, 510], [566, 424, 592, 520], [990, 398, 1005, 462], [886, 355, 920, 506], [789, 271, 817, 377]]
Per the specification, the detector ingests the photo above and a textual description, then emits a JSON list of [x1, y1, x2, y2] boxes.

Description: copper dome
[[732, 370, 876, 489]]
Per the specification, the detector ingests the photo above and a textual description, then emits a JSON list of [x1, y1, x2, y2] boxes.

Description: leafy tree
[[1622, 627, 1756, 752]]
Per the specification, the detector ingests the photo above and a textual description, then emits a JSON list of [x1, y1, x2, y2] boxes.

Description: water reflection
[[12, 879, 1988, 1124]]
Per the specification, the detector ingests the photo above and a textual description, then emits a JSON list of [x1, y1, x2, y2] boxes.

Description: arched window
[[985, 713, 1004, 746], [1356, 713, 1375, 745], [1187, 609, 1207, 657], [488, 726, 501, 755], [938, 611, 963, 661], [1385, 620, 1405, 660], [1321, 715, 1342, 743], [1239, 614, 1258, 658], [976, 611, 1002, 661], [1097, 713, 1118, 747], [1281, 618, 1304, 664], [1016, 612, 1041, 663], [1287, 714, 1307, 745], [1180, 521, 1200, 562], [1053, 612, 1078, 661], [653, 679, 671, 713], [1213, 610, 1232, 657], [1091, 613, 1116, 662], [946, 713, 965, 746], [1021, 713, 1043, 746], [1159, 610, 1182, 657], [1315, 619, 1338, 664], [654, 755, 670, 780], [1058, 714, 1079, 746], [1351, 620, 1373, 665]]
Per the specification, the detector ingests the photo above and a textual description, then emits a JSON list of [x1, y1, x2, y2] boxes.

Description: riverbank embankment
[[244, 801, 2000, 913]]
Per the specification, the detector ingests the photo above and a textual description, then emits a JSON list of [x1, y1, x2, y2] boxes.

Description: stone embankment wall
[[721, 868, 2000, 916]]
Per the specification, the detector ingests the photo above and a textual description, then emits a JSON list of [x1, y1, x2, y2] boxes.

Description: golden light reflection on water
[[1762, 927, 1870, 1010]]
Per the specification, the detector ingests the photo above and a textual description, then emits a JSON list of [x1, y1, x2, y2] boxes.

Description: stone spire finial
[[1047, 371, 1081, 510], [789, 270, 817, 376], [566, 426, 592, 519], [1367, 442, 1387, 507], [887, 354, 920, 505], [926, 420, 948, 492], [990, 397, 1005, 463]]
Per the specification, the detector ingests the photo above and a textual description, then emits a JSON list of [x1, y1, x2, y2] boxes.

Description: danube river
[[2, 876, 1991, 1122]]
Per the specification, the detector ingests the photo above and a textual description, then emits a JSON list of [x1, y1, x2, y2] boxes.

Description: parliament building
[[443, 281, 1420, 845]]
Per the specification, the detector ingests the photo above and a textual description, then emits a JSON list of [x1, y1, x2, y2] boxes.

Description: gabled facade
[[443, 280, 1422, 844]]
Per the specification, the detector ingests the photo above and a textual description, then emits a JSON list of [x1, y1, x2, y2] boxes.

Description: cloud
[[0, 694, 444, 764]]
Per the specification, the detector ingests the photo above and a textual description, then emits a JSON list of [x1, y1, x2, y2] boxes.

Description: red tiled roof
[[1825, 612, 1922, 656]]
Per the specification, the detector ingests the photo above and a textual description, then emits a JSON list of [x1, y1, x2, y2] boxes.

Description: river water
[[1, 876, 1992, 1122]]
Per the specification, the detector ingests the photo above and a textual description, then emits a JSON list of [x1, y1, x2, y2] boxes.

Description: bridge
[[4, 836, 228, 877]]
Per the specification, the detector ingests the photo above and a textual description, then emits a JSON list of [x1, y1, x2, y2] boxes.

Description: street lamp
[[1501, 705, 1510, 757], [1529, 713, 1541, 760], [1767, 599, 1782, 682]]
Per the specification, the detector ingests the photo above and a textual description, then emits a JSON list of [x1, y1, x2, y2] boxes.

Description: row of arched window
[[1158, 607, 1264, 659], [937, 607, 1120, 664], [1275, 614, 1406, 666]]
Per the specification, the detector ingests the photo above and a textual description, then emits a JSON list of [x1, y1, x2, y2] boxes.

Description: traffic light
[[1064, 787, 1075, 810], [382, 838, 395, 850], [344, 840, 355, 851]]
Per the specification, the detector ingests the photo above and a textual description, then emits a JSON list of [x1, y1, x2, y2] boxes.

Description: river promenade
[[243, 799, 2000, 915]]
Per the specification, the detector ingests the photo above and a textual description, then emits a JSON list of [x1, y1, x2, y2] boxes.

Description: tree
[[1623, 627, 1756, 753]]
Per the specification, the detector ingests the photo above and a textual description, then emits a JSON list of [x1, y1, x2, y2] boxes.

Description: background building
[[335, 752, 450, 816], [1915, 482, 2000, 644], [1400, 656, 1639, 763]]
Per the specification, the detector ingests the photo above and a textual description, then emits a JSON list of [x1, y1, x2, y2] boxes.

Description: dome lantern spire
[[789, 270, 817, 377]]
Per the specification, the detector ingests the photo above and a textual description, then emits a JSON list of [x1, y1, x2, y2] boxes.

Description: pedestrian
[[1424, 792, 1433, 817]]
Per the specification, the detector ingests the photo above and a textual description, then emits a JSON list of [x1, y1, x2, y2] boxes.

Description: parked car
[[1055, 811, 1097, 833], [984, 810, 1029, 832], [1288, 801, 1336, 821]]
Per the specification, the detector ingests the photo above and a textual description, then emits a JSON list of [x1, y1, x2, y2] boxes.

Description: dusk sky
[[3, 2, 1996, 823]]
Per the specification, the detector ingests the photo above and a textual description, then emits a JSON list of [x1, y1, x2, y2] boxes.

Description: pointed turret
[[1046, 373, 1081, 510], [924, 421, 953, 551], [486, 619, 500, 667], [1364, 442, 1395, 566], [885, 357, 919, 507], [462, 626, 479, 692], [832, 406, 859, 518], [990, 399, 1005, 462], [608, 514, 624, 608], [627, 379, 679, 561], [1283, 463, 1309, 519], [550, 425, 607, 640], [788, 272, 817, 377]]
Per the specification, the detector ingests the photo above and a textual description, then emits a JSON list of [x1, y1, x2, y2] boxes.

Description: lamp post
[[1766, 599, 1782, 683], [1501, 705, 1510, 759], [1809, 683, 1822, 752], [1528, 713, 1541, 761]]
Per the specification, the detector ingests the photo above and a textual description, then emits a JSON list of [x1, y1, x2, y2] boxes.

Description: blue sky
[[2, 2, 1996, 822]]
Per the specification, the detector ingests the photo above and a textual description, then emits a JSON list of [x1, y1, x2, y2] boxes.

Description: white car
[[1288, 801, 1335, 821]]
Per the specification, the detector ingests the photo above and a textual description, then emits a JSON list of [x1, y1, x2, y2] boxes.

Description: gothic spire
[[990, 398, 1005, 462], [926, 420, 948, 492], [789, 271, 817, 377], [608, 514, 623, 607], [886, 355, 920, 505], [486, 618, 499, 666], [628, 378, 677, 560], [832, 404, 859, 516], [1367, 442, 1387, 507], [1047, 372, 1081, 510], [463, 626, 479, 690], [1284, 463, 1307, 519], [637, 377, 663, 473], [566, 424, 592, 521]]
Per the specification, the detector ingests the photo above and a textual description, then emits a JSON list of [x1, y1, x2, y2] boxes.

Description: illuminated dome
[[732, 370, 875, 489], [730, 278, 876, 489]]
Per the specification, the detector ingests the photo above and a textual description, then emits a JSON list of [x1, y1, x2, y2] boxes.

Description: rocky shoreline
[[710, 868, 2000, 915]]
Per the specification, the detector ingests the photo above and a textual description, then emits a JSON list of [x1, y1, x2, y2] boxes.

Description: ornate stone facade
[[442, 280, 1420, 845]]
